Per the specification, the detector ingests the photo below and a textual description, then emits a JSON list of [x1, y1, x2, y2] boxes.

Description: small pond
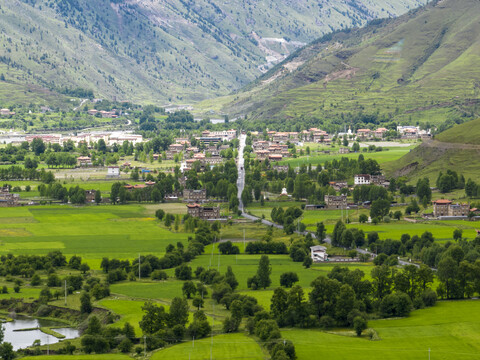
[[2, 317, 79, 350]]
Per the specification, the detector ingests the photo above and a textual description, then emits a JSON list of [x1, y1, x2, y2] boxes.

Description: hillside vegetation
[[0, 0, 426, 105], [384, 118, 480, 182], [210, 0, 480, 128]]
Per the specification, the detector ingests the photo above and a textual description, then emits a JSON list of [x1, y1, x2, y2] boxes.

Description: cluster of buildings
[[194, 130, 237, 145], [87, 109, 120, 118], [0, 109, 15, 117], [24, 132, 143, 147], [354, 174, 389, 187], [252, 140, 290, 162], [397, 126, 432, 139], [0, 187, 19, 207]]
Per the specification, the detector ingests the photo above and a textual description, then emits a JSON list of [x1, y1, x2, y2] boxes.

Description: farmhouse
[[338, 147, 350, 154], [85, 190, 96, 203], [329, 181, 348, 191], [77, 156, 92, 167], [310, 245, 328, 262], [186, 204, 220, 220], [0, 187, 19, 207], [324, 195, 347, 209]]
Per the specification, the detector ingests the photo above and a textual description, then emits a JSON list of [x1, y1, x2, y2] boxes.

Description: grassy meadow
[[0, 205, 188, 269], [280, 145, 416, 168], [284, 300, 480, 360]]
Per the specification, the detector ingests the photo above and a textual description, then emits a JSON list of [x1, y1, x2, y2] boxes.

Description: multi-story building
[[324, 195, 347, 209], [186, 204, 220, 220], [183, 189, 207, 203], [354, 174, 386, 186], [432, 200, 470, 217]]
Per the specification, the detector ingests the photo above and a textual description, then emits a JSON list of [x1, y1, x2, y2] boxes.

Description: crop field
[[284, 300, 480, 360], [21, 356, 132, 360], [279, 146, 416, 168], [151, 333, 265, 360], [189, 254, 373, 292], [0, 205, 188, 269]]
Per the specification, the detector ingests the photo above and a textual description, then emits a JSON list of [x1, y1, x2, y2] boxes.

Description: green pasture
[[0, 205, 188, 269], [279, 146, 415, 168], [189, 254, 372, 292], [21, 355, 132, 360], [99, 299, 146, 337], [345, 220, 478, 242], [110, 280, 184, 302], [151, 333, 264, 360], [284, 300, 480, 360]]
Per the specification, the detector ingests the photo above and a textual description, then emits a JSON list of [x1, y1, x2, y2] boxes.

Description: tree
[[155, 209, 165, 220], [332, 220, 346, 247], [359, 214, 368, 223], [453, 229, 463, 242], [182, 281, 197, 299], [256, 255, 272, 289], [168, 297, 189, 327], [437, 256, 458, 299], [0, 342, 15, 360], [80, 292, 92, 314], [280, 272, 299, 288], [416, 178, 432, 203], [31, 138, 46, 155], [370, 199, 390, 220], [225, 266, 239, 290], [95, 190, 102, 204], [193, 296, 204, 310], [303, 256, 313, 268], [218, 241, 240, 255], [140, 302, 167, 334], [353, 316, 367, 336], [315, 222, 326, 242]]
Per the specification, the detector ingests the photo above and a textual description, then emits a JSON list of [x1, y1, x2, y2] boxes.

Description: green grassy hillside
[[209, 0, 480, 128], [0, 0, 426, 105], [384, 118, 480, 182]]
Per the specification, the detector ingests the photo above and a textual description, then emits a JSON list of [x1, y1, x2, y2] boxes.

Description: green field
[[151, 333, 265, 360], [21, 355, 132, 360], [284, 300, 480, 360], [0, 205, 188, 269], [280, 146, 415, 168]]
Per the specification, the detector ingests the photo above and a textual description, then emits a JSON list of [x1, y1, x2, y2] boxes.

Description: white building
[[107, 166, 120, 177], [354, 174, 371, 186], [310, 245, 328, 262]]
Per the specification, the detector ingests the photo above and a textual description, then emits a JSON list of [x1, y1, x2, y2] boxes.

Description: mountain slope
[[384, 118, 480, 183], [212, 0, 480, 127], [0, 0, 427, 105]]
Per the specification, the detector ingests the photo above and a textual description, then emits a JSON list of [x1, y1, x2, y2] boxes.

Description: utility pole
[[64, 280, 67, 306], [243, 228, 245, 249], [193, 335, 195, 347]]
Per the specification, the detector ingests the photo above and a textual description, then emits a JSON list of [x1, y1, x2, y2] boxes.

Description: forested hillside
[[212, 0, 480, 128], [0, 0, 426, 105]]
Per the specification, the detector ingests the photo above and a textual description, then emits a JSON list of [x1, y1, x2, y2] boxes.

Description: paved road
[[237, 133, 246, 212]]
